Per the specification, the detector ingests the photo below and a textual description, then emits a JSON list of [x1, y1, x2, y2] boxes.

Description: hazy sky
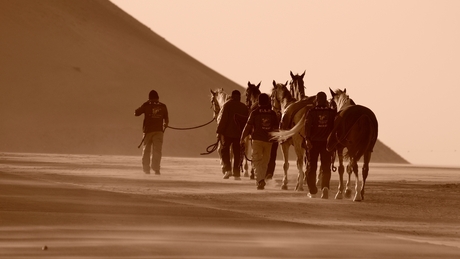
[[110, 0, 460, 167]]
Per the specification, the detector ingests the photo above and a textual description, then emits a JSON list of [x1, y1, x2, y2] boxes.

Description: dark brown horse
[[245, 81, 261, 111], [327, 88, 378, 201], [289, 70, 307, 100], [269, 80, 316, 191]]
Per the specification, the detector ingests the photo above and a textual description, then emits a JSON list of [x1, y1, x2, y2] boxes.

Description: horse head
[[289, 70, 306, 100], [329, 88, 354, 112], [210, 88, 228, 119], [246, 81, 261, 110], [271, 80, 291, 113]]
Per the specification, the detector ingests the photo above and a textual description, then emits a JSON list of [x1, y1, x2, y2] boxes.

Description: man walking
[[216, 90, 249, 180], [305, 91, 336, 198], [240, 93, 279, 189], [135, 90, 169, 175]]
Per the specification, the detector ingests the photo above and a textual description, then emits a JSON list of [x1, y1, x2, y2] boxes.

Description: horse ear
[[301, 70, 306, 78], [344, 88, 347, 94], [257, 82, 261, 88], [329, 88, 335, 97], [273, 80, 276, 87], [285, 81, 288, 86], [247, 81, 251, 87], [210, 89, 215, 94], [290, 71, 294, 78]]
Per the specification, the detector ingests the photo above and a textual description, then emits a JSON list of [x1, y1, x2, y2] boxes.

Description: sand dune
[[0, 0, 407, 163], [0, 152, 459, 258]]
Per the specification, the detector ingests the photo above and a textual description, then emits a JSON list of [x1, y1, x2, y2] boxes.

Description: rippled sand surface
[[1, 153, 459, 258]]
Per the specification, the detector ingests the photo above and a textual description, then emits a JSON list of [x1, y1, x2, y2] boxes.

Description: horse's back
[[336, 105, 378, 154], [280, 97, 316, 130]]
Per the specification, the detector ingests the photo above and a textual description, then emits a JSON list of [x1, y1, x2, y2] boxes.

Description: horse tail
[[269, 114, 306, 142]]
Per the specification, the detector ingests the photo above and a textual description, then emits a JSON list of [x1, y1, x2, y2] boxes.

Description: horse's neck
[[249, 95, 259, 110], [280, 96, 296, 112], [294, 91, 305, 100], [217, 94, 228, 108], [337, 98, 354, 112], [291, 82, 305, 100]]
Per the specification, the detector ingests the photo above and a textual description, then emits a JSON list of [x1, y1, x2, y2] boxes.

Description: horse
[[289, 70, 307, 100], [242, 81, 262, 179], [210, 88, 228, 123], [289, 73, 335, 187], [210, 88, 251, 177], [327, 88, 378, 201], [269, 80, 316, 191], [245, 81, 262, 111]]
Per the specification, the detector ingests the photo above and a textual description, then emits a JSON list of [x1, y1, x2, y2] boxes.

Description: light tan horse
[[269, 81, 315, 190]]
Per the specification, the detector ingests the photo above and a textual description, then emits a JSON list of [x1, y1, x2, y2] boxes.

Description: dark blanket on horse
[[280, 97, 316, 130], [331, 105, 378, 151]]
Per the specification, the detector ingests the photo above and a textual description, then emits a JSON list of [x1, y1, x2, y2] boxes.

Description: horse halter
[[245, 91, 252, 109], [270, 90, 281, 113], [210, 95, 221, 119]]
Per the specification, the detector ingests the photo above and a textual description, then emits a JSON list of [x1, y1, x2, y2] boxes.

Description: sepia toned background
[[111, 0, 460, 167], [1, 0, 459, 166]]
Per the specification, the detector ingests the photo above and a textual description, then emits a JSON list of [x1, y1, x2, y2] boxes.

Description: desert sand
[[0, 152, 459, 258]]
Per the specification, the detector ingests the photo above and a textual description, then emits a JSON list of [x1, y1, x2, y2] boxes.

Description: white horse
[[269, 81, 315, 191]]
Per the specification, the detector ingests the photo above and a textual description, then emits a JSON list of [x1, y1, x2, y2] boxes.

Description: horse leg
[[335, 148, 345, 199], [243, 139, 251, 177], [361, 151, 372, 200], [229, 145, 234, 176], [316, 169, 322, 186], [352, 158, 362, 202], [280, 142, 290, 190], [293, 136, 305, 191], [304, 148, 309, 185], [344, 161, 353, 199], [243, 159, 249, 177], [218, 142, 225, 174]]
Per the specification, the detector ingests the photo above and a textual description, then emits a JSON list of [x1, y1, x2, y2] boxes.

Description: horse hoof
[[243, 172, 249, 177], [344, 189, 352, 198], [281, 185, 288, 190], [353, 193, 362, 202], [335, 192, 343, 199]]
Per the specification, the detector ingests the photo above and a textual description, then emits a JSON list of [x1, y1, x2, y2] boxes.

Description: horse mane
[[289, 71, 306, 100], [330, 88, 354, 112], [210, 88, 230, 122], [211, 88, 229, 107]]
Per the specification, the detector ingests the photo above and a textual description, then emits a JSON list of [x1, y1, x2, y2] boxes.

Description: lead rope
[[166, 117, 216, 130], [200, 139, 220, 155], [138, 116, 216, 148]]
